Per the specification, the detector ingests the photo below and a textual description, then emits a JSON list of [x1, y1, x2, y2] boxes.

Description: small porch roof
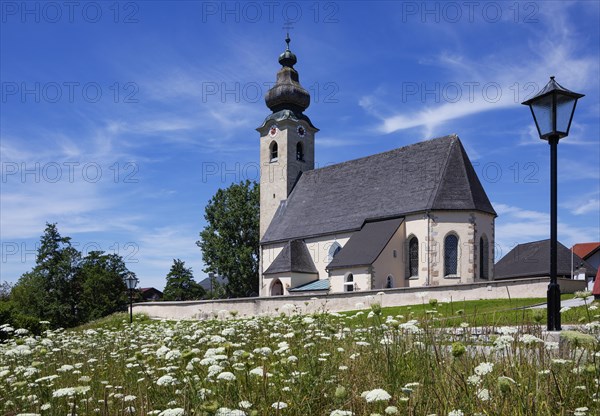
[[288, 279, 330, 292]]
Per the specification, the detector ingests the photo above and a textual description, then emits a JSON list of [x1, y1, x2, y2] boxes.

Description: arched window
[[386, 275, 393, 288], [444, 234, 459, 277], [344, 273, 354, 292], [269, 141, 278, 162], [328, 242, 342, 262], [480, 235, 489, 279], [296, 142, 304, 161], [408, 236, 419, 278]]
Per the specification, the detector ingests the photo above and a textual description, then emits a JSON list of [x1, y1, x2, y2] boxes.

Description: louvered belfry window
[[409, 237, 419, 277], [444, 234, 458, 276], [270, 141, 278, 161], [296, 142, 304, 161]]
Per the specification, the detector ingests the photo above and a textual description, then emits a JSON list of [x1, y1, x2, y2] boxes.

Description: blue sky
[[1, 1, 599, 290]]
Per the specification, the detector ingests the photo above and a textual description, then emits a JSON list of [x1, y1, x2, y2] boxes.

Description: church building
[[258, 37, 497, 296]]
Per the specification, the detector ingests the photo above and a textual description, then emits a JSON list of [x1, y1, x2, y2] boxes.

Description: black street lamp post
[[124, 272, 139, 324], [522, 76, 584, 331]]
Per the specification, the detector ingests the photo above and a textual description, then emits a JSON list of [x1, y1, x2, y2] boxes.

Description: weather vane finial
[[285, 32, 291, 51]]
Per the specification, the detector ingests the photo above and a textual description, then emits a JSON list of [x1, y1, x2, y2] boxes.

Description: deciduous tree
[[197, 180, 259, 298]]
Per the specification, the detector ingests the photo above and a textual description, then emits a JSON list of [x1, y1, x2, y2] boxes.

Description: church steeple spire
[[265, 34, 310, 114], [258, 35, 318, 240]]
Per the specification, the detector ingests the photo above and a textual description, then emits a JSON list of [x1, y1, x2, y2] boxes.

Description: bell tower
[[258, 35, 318, 239]]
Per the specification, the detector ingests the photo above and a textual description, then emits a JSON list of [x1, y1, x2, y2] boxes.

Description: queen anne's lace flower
[[216, 371, 236, 381], [158, 409, 185, 416], [363, 388, 392, 402], [474, 362, 494, 376], [156, 375, 177, 386]]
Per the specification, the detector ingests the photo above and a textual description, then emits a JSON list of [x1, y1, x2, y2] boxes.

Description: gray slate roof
[[261, 135, 496, 244], [263, 239, 318, 275], [495, 239, 598, 280], [327, 217, 404, 270]]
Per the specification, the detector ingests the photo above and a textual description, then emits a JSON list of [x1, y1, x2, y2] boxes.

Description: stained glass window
[[444, 234, 458, 276], [480, 236, 489, 279], [409, 237, 419, 277]]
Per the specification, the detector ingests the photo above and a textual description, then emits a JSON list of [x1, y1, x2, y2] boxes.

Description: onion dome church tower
[[258, 35, 319, 239]]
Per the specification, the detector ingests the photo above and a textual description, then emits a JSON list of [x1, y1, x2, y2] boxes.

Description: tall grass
[[0, 298, 598, 416]]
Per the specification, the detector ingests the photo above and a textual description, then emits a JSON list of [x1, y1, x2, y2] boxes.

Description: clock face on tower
[[269, 124, 278, 137], [296, 125, 306, 137]]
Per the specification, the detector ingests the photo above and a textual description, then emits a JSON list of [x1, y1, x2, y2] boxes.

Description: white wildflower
[[477, 388, 490, 401], [363, 388, 392, 402], [158, 409, 185, 416], [474, 362, 494, 376], [217, 372, 236, 381], [156, 375, 177, 386], [330, 411, 353, 416]]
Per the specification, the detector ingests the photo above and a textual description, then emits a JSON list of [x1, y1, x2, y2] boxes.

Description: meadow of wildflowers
[[0, 299, 599, 416]]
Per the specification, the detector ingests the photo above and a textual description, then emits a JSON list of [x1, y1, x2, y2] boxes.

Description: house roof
[[288, 279, 330, 292], [327, 217, 404, 270], [261, 135, 496, 244], [263, 239, 318, 275], [572, 242, 600, 260], [495, 239, 598, 280], [140, 287, 163, 295], [198, 275, 228, 291]]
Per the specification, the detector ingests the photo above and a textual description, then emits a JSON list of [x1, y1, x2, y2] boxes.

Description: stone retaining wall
[[133, 277, 586, 320]]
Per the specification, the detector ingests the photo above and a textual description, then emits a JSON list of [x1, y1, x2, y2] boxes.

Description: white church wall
[[262, 272, 319, 296], [403, 214, 430, 287], [329, 267, 371, 293], [264, 274, 291, 296], [261, 211, 495, 295], [425, 211, 495, 285], [260, 242, 286, 296], [428, 211, 478, 285], [261, 233, 353, 296], [372, 222, 407, 289], [305, 233, 352, 278], [473, 212, 495, 281], [289, 272, 319, 290], [134, 277, 557, 320]]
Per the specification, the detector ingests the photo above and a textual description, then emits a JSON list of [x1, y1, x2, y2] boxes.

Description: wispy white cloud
[[360, 2, 598, 136], [493, 202, 596, 260], [560, 191, 600, 216]]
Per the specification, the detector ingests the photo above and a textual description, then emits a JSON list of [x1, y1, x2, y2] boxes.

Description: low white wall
[[133, 277, 578, 320]]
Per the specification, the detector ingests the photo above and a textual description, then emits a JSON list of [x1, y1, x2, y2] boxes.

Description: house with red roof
[[572, 242, 600, 273]]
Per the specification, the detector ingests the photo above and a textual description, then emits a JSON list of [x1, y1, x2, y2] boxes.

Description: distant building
[[572, 242, 600, 271], [139, 287, 163, 301], [495, 239, 597, 280], [258, 37, 496, 296], [198, 274, 228, 292]]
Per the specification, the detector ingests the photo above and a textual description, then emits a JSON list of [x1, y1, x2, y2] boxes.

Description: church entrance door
[[271, 279, 283, 296]]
